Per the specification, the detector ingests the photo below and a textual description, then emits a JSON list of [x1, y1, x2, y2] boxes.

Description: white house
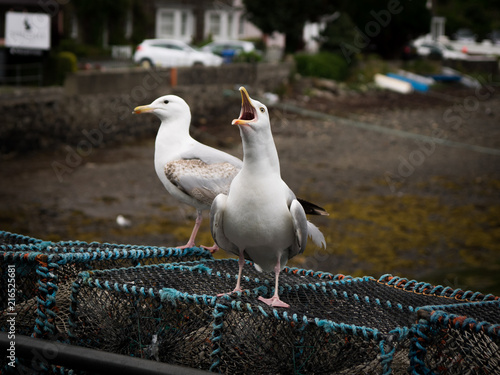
[[154, 0, 262, 43], [152, 0, 286, 60]]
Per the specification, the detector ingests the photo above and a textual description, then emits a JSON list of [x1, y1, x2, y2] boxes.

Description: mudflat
[[1, 81, 499, 294]]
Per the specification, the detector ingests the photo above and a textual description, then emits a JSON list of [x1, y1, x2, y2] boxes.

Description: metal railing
[[0, 332, 210, 374], [0, 62, 43, 86]]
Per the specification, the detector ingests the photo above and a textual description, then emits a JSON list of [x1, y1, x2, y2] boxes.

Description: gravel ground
[[1, 78, 499, 295]]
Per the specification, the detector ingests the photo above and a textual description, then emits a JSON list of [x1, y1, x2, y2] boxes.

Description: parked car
[[200, 40, 257, 56], [453, 28, 476, 43], [487, 30, 500, 45], [133, 39, 223, 68], [414, 41, 467, 60]]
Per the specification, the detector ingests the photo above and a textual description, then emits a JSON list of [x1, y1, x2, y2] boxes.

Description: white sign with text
[[5, 11, 51, 50]]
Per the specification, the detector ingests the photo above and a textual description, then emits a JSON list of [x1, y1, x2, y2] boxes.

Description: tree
[[319, 12, 360, 55], [433, 0, 500, 41], [337, 0, 431, 59], [73, 0, 131, 46], [243, 0, 337, 53]]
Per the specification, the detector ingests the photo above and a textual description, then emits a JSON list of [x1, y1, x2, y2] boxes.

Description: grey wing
[[287, 190, 328, 253], [210, 194, 239, 256], [182, 142, 243, 168], [286, 185, 326, 252], [289, 199, 308, 258], [165, 159, 240, 206]]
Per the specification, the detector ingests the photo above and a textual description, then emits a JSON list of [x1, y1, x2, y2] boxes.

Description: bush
[[49, 51, 78, 85], [57, 52, 77, 71], [58, 38, 110, 58], [348, 54, 390, 84], [402, 59, 441, 75], [233, 50, 263, 63], [58, 38, 88, 57], [294, 52, 349, 81]]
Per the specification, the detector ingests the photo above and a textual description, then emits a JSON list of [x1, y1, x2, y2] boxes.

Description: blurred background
[[0, 0, 499, 295]]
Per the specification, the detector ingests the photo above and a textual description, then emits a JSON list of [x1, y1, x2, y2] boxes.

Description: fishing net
[[1, 231, 499, 374], [410, 301, 500, 374], [68, 259, 499, 374], [0, 231, 213, 339]]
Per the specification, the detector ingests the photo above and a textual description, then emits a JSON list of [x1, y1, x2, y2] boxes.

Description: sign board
[[5, 11, 51, 50]]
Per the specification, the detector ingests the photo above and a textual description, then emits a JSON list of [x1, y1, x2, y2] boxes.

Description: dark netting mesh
[[67, 259, 499, 374], [410, 301, 500, 374], [0, 231, 44, 245], [0, 231, 213, 340], [2, 231, 499, 374]]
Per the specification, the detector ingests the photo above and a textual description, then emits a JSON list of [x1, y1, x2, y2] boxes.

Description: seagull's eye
[[163, 100, 169, 104], [259, 107, 265, 113]]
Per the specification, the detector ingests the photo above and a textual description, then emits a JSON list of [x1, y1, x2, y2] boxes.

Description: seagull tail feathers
[[307, 221, 326, 249]]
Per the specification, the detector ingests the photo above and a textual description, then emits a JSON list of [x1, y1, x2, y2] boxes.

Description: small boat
[[386, 72, 431, 92], [374, 73, 413, 94], [441, 67, 481, 88], [396, 70, 435, 86], [429, 73, 461, 83]]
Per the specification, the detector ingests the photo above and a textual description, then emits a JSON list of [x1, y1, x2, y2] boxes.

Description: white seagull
[[210, 87, 326, 308], [134, 94, 327, 253], [134, 95, 242, 252]]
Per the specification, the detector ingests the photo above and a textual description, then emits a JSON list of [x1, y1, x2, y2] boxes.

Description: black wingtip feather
[[297, 198, 329, 216]]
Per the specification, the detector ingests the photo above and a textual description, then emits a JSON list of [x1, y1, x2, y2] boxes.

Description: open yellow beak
[[232, 87, 256, 126]]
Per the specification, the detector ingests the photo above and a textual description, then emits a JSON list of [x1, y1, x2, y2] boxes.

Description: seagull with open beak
[[210, 87, 326, 308]]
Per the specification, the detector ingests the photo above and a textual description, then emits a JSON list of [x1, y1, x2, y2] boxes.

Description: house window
[[238, 14, 245, 36], [227, 13, 234, 38], [159, 10, 175, 36], [180, 11, 188, 37], [209, 13, 221, 37]]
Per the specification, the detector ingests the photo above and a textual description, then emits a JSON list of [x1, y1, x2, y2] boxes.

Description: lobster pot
[[410, 300, 500, 374], [0, 230, 44, 245], [0, 233, 212, 340], [68, 259, 497, 374], [68, 259, 355, 372]]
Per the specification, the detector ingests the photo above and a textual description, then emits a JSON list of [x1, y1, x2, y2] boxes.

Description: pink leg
[[217, 249, 244, 296], [176, 210, 202, 249], [258, 257, 289, 308], [201, 243, 219, 254]]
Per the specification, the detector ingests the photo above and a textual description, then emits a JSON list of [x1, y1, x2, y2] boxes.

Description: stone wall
[[0, 62, 293, 155], [64, 63, 292, 96]]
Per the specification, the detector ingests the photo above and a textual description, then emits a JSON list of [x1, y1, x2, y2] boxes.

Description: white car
[[414, 41, 467, 60], [200, 40, 257, 56], [133, 39, 223, 68], [453, 28, 476, 43]]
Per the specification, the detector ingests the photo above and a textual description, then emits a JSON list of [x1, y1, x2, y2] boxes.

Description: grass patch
[[294, 52, 350, 81], [298, 192, 500, 295]]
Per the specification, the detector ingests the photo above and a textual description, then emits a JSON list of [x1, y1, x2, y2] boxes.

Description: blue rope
[[379, 340, 396, 375], [209, 303, 228, 372], [3, 231, 500, 373]]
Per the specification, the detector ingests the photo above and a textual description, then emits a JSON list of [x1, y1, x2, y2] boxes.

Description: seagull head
[[232, 87, 270, 130], [133, 95, 190, 122]]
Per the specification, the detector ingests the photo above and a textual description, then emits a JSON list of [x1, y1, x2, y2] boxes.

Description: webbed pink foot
[[258, 295, 290, 308], [176, 241, 195, 250]]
